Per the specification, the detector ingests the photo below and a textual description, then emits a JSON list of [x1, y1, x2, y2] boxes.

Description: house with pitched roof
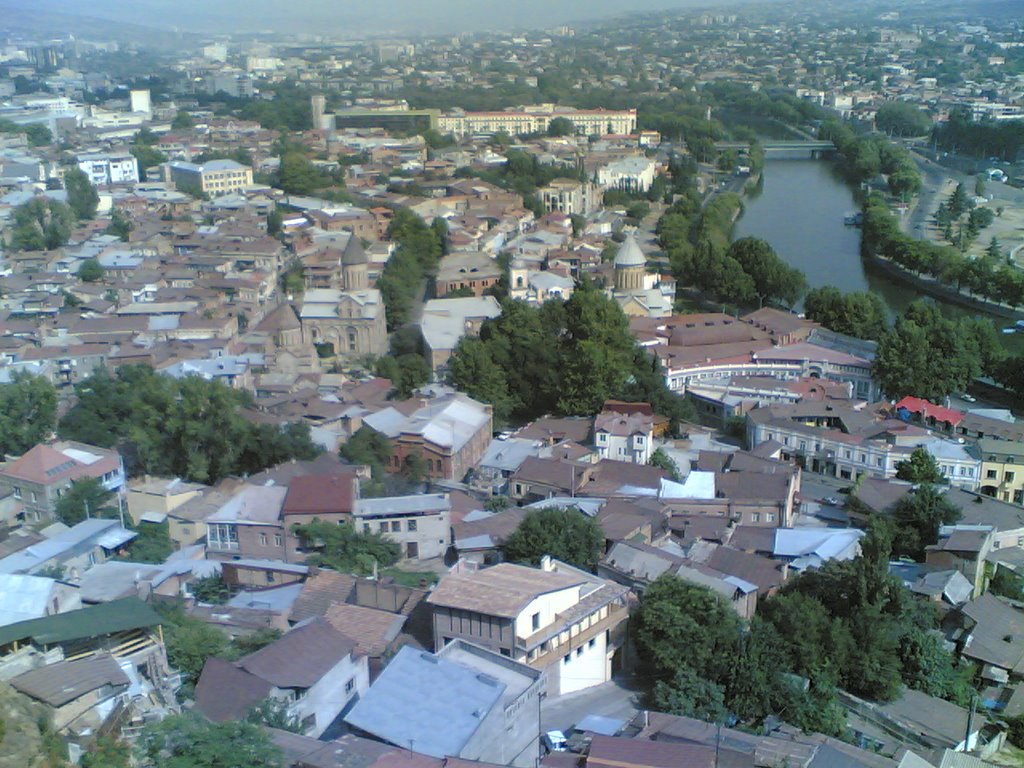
[[194, 617, 369, 737], [427, 558, 629, 695], [0, 440, 125, 523]]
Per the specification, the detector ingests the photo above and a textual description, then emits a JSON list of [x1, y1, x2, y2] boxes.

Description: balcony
[[518, 601, 629, 670]]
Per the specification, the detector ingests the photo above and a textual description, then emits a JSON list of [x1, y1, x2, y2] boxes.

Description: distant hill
[[0, 1, 198, 48], [17, 0, 722, 37]]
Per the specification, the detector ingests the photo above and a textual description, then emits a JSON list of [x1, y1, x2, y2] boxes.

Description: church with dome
[[608, 234, 674, 318]]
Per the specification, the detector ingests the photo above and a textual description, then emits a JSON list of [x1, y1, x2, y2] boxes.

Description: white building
[[594, 408, 655, 464], [596, 156, 657, 194], [77, 152, 139, 186], [427, 557, 630, 696], [353, 493, 451, 560]]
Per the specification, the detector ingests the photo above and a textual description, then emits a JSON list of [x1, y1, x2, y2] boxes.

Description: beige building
[[353, 493, 451, 561], [169, 159, 253, 197], [539, 179, 600, 216], [427, 558, 629, 696], [438, 105, 637, 139], [126, 477, 208, 525], [978, 438, 1024, 505]]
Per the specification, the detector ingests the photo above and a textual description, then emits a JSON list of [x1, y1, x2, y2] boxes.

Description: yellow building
[[169, 159, 253, 197], [978, 438, 1024, 505]]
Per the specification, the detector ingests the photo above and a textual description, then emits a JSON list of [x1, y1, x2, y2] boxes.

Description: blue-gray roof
[[343, 645, 505, 757]]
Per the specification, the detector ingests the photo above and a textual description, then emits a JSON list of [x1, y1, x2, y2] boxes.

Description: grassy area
[[381, 567, 439, 589]]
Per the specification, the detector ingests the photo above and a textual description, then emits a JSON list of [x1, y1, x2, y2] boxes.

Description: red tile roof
[[281, 473, 357, 516], [894, 396, 964, 426]]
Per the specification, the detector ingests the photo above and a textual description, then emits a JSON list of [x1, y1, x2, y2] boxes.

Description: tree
[[190, 573, 231, 604], [340, 426, 392, 476], [633, 575, 742, 682], [171, 110, 194, 130], [81, 735, 130, 768], [727, 236, 807, 307], [0, 372, 57, 456], [64, 167, 99, 220], [77, 258, 105, 282], [277, 151, 322, 195], [803, 286, 888, 340], [231, 628, 282, 656], [137, 713, 282, 768], [106, 208, 133, 241], [245, 696, 302, 733], [157, 605, 232, 685], [9, 197, 74, 251], [504, 507, 605, 571], [54, 477, 115, 526], [374, 353, 431, 400], [895, 447, 944, 484], [649, 448, 681, 481], [892, 484, 962, 559], [653, 666, 728, 722], [875, 102, 931, 137], [547, 116, 575, 137], [294, 520, 400, 575], [266, 207, 283, 236]]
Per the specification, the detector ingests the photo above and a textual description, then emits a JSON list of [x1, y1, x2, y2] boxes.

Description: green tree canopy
[[726, 237, 807, 308], [503, 507, 605, 571], [891, 484, 962, 559], [171, 110, 194, 130], [54, 477, 116, 526], [293, 520, 401, 576], [64, 167, 99, 220], [137, 712, 282, 768], [277, 151, 323, 195], [9, 197, 74, 251], [59, 366, 320, 483], [547, 116, 576, 136], [803, 286, 889, 340], [106, 208, 133, 241], [894, 446, 944, 484], [0, 372, 57, 456], [875, 101, 932, 137], [77, 258, 105, 282]]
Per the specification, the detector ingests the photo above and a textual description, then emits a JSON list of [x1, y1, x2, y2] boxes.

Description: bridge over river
[[715, 139, 836, 156]]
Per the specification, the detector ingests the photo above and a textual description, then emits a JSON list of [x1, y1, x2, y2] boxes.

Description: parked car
[[823, 496, 843, 506], [544, 730, 568, 753]]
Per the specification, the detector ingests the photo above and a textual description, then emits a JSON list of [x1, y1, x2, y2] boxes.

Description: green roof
[[0, 597, 161, 648]]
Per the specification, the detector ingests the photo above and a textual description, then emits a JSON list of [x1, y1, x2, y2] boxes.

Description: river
[[733, 156, 1024, 352]]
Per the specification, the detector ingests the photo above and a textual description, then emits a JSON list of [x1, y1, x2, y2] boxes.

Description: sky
[[27, 0, 730, 36]]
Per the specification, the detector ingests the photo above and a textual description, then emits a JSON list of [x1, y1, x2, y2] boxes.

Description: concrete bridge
[[714, 139, 837, 156]]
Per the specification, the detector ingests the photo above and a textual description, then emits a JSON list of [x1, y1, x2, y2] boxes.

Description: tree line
[[58, 365, 320, 484], [447, 281, 695, 427], [376, 208, 447, 329], [634, 521, 975, 736], [932, 107, 1024, 162], [862, 193, 1024, 308], [820, 120, 922, 199], [658, 192, 807, 309]]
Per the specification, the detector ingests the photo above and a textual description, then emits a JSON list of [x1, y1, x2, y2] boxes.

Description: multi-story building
[[76, 152, 140, 186], [538, 179, 600, 216], [353, 493, 451, 560], [746, 402, 982, 489], [363, 392, 493, 482], [438, 105, 637, 139], [596, 156, 657, 194], [169, 159, 253, 197], [0, 441, 126, 523], [594, 408, 655, 464], [977, 438, 1024, 505], [427, 557, 630, 695], [435, 251, 503, 297]]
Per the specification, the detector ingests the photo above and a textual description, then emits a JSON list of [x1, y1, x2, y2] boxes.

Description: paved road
[[540, 678, 641, 735]]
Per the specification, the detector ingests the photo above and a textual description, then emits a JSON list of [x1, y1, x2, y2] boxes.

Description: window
[[30, 491, 37, 502], [588, 637, 596, 649], [259, 533, 268, 546], [987, 469, 999, 479], [1007, 471, 1016, 483], [12, 487, 21, 499], [391, 521, 401, 532], [274, 534, 283, 547], [345, 678, 356, 694], [266, 571, 275, 583], [531, 612, 540, 631], [407, 519, 417, 532], [751, 513, 760, 523], [576, 646, 583, 657], [363, 523, 371, 533], [844, 450, 851, 459], [208, 523, 239, 550], [563, 655, 571, 665], [766, 513, 775, 523]]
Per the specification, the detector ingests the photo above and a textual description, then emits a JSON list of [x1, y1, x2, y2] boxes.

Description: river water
[[733, 157, 1024, 354], [733, 157, 912, 314]]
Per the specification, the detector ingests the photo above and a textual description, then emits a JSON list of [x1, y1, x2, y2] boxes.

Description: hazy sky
[[29, 0, 729, 35]]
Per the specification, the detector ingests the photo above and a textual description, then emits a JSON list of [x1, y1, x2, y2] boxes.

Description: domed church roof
[[614, 235, 647, 268]]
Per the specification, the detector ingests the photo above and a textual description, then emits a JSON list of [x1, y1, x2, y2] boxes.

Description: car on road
[[961, 394, 977, 403], [822, 496, 843, 506]]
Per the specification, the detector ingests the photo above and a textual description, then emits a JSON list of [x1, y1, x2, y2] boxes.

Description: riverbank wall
[[863, 250, 1024, 321]]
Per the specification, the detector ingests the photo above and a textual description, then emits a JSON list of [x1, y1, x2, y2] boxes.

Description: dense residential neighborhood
[[3, 0, 1024, 766]]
